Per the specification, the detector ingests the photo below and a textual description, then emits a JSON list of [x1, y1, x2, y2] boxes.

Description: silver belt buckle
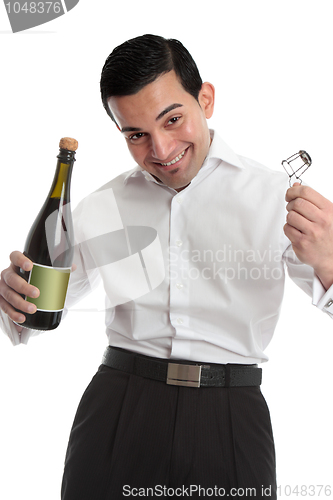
[[167, 363, 202, 388]]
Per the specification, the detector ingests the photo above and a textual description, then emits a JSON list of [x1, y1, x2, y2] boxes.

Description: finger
[[286, 210, 311, 235], [0, 295, 27, 324], [285, 185, 327, 209], [9, 251, 33, 272], [283, 222, 304, 245], [0, 278, 38, 315], [286, 197, 320, 223], [1, 267, 39, 300]]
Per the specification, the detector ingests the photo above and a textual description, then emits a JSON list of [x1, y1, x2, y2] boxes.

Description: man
[[1, 34, 333, 499]]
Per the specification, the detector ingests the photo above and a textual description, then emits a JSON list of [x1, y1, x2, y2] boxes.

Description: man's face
[[108, 71, 215, 191]]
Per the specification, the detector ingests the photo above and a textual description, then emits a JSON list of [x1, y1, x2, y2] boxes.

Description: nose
[[150, 132, 175, 161]]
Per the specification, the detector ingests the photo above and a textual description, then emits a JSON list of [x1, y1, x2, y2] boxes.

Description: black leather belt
[[102, 346, 262, 388]]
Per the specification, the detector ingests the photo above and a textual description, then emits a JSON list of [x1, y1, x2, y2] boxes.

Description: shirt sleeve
[[283, 243, 333, 319]]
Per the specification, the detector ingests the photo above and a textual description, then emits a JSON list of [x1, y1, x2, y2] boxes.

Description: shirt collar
[[206, 130, 245, 170], [123, 129, 245, 185]]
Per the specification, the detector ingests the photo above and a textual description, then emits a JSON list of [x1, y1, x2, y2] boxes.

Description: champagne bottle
[[16, 137, 78, 330]]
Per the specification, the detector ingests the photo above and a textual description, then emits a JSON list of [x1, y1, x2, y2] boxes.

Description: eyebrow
[[156, 103, 183, 121], [121, 126, 142, 133], [120, 103, 183, 133]]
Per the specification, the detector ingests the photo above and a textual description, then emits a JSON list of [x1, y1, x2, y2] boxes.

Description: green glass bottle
[[16, 137, 78, 330]]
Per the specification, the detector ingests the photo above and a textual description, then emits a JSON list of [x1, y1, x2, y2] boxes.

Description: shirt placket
[[168, 191, 192, 359]]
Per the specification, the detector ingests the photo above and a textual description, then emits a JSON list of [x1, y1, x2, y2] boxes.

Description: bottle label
[[26, 263, 71, 312]]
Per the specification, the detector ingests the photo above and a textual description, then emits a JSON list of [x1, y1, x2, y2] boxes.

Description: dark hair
[[100, 34, 203, 123]]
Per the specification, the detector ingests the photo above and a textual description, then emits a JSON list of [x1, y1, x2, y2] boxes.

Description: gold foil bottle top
[[59, 137, 78, 152]]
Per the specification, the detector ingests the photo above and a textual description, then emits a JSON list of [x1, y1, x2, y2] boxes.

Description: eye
[[167, 116, 181, 125], [128, 132, 146, 142]]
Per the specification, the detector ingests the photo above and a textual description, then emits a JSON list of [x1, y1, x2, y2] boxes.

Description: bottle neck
[[49, 148, 76, 200]]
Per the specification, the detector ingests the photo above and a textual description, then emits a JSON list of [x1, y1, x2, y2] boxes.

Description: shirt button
[[177, 318, 183, 325], [176, 240, 183, 247], [177, 197, 183, 204], [176, 283, 183, 289]]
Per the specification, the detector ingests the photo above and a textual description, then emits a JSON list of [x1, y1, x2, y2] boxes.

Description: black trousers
[[61, 364, 276, 499]]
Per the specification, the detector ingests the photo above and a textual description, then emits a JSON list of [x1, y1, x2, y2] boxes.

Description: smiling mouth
[[160, 148, 187, 167]]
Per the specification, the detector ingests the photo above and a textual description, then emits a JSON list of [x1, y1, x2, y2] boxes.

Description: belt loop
[[225, 364, 231, 388]]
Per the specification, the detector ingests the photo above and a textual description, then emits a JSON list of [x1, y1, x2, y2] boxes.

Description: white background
[[0, 1, 333, 498]]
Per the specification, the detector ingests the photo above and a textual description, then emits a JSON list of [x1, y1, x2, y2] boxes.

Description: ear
[[198, 82, 215, 119]]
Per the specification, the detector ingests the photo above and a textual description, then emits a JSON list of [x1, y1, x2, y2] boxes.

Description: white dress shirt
[[2, 131, 333, 363]]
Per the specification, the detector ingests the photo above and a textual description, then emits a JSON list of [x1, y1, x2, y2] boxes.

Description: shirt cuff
[[312, 274, 333, 316], [0, 311, 23, 345], [0, 310, 37, 346]]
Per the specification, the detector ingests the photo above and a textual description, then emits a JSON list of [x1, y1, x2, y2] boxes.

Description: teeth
[[161, 149, 186, 166]]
